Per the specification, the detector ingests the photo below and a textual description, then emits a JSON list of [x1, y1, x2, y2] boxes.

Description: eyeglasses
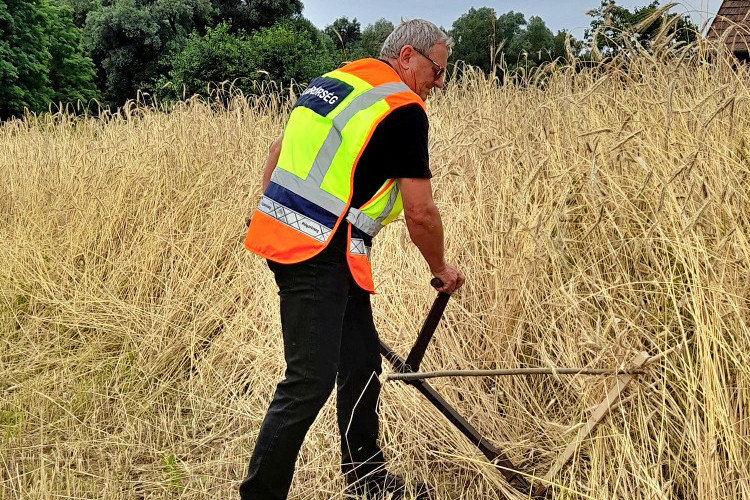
[[412, 47, 445, 79]]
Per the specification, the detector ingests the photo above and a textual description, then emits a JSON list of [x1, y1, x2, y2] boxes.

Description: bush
[[0, 0, 97, 119], [166, 22, 255, 98], [248, 21, 334, 84], [83, 0, 214, 108], [164, 20, 335, 100]]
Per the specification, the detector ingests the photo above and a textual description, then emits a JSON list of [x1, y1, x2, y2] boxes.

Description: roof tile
[[707, 0, 750, 51]]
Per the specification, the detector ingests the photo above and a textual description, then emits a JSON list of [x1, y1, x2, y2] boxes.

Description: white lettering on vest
[[300, 85, 340, 105]]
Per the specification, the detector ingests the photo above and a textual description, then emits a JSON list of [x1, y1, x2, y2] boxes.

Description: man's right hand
[[431, 263, 465, 294]]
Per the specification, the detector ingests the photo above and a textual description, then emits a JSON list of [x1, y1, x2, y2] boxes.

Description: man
[[240, 19, 464, 500]]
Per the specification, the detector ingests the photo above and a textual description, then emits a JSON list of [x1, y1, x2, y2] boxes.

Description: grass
[[1, 36, 749, 499]]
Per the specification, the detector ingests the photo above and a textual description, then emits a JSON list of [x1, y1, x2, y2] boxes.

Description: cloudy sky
[[300, 1, 723, 39]]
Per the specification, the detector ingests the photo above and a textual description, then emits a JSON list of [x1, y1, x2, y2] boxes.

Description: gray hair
[[379, 19, 452, 59]]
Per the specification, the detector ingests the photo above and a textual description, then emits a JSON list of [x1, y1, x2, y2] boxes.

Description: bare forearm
[[261, 137, 282, 191], [398, 177, 464, 293], [405, 203, 447, 274]]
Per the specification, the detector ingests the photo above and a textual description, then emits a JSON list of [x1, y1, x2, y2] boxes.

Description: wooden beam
[[533, 351, 650, 497], [387, 367, 645, 381]]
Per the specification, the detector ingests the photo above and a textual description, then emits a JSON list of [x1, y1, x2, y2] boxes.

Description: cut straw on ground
[[1, 34, 749, 499]]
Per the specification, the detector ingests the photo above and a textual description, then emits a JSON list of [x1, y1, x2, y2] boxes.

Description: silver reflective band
[[270, 168, 347, 216], [257, 195, 332, 243], [306, 125, 340, 186], [345, 182, 401, 237], [272, 79, 414, 243], [349, 237, 371, 260], [332, 83, 410, 133], [307, 82, 411, 185], [346, 207, 380, 237], [374, 184, 401, 227]]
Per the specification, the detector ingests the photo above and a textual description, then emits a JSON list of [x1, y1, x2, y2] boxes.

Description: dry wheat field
[[1, 37, 750, 500]]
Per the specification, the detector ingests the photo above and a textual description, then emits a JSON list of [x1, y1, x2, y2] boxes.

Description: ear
[[397, 45, 415, 70]]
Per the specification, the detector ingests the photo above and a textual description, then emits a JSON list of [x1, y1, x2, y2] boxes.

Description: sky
[[300, 1, 724, 39]]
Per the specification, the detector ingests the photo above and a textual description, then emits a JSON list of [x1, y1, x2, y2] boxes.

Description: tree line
[[0, 0, 698, 120]]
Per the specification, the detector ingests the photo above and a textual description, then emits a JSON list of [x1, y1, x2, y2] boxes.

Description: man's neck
[[381, 58, 404, 81]]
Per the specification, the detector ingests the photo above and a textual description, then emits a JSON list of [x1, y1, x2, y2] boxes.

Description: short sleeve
[[350, 103, 431, 208], [374, 104, 431, 179]]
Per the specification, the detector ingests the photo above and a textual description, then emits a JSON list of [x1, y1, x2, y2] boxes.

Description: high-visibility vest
[[244, 58, 425, 293]]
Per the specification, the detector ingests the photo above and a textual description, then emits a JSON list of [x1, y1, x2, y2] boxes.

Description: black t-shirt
[[313, 71, 432, 256], [350, 103, 432, 208], [319, 102, 432, 252]]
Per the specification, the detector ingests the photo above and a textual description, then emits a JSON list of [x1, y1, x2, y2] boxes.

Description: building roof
[[707, 0, 750, 53]]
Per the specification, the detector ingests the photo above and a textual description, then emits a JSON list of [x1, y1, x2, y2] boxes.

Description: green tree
[[0, 0, 51, 118], [0, 5, 11, 102], [47, 1, 98, 107], [360, 18, 393, 58], [211, 0, 302, 33], [493, 11, 529, 70], [450, 8, 529, 73], [165, 22, 254, 98], [165, 20, 334, 99], [249, 21, 335, 83], [450, 7, 577, 75], [585, 0, 698, 56], [450, 7, 497, 73], [288, 15, 335, 58], [325, 16, 362, 60], [59, 0, 100, 28], [496, 10, 527, 47], [84, 0, 214, 107], [507, 16, 555, 68], [0, 0, 97, 119], [552, 30, 583, 61]]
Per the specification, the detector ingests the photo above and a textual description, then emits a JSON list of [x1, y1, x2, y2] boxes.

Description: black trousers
[[239, 241, 385, 499]]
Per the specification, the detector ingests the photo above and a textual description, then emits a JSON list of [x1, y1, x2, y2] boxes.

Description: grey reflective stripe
[[307, 82, 411, 185], [374, 183, 400, 227], [274, 82, 411, 240], [274, 81, 413, 216], [306, 126, 340, 186], [345, 182, 401, 237], [349, 237, 371, 260], [257, 195, 332, 243], [332, 83, 410, 133], [270, 168, 347, 216], [346, 208, 379, 236]]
